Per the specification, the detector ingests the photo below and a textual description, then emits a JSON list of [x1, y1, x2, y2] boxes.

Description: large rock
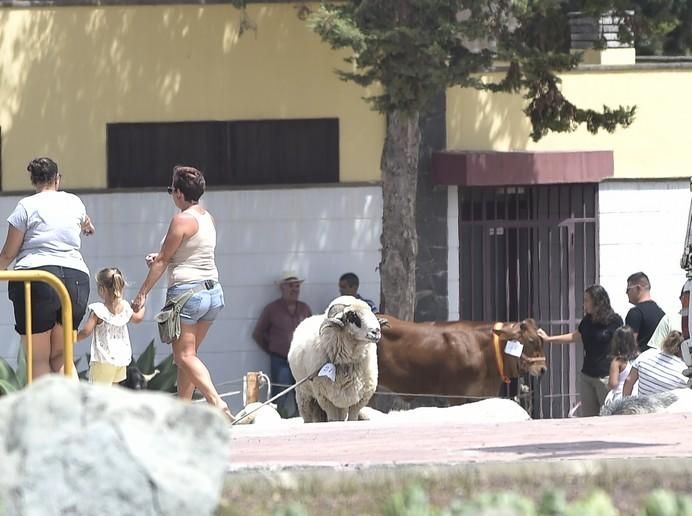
[[0, 375, 229, 516]]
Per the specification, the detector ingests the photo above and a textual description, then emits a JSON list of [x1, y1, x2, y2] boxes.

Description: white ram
[[288, 296, 383, 422]]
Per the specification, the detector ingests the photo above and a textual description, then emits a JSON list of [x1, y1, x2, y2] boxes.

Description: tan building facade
[[0, 2, 385, 191]]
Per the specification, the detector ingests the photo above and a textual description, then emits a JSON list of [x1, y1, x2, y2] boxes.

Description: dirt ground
[[220, 412, 692, 514]]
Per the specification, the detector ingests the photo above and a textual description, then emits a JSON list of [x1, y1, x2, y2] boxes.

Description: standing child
[[77, 268, 145, 385], [604, 325, 639, 406]]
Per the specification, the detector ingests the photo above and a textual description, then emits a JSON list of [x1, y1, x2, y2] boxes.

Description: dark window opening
[[106, 118, 339, 188]]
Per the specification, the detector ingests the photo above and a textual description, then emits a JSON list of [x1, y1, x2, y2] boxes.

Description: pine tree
[[305, 0, 637, 319], [230, 0, 689, 319]]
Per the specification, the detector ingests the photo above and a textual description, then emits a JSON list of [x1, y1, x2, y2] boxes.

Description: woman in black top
[[538, 284, 623, 417]]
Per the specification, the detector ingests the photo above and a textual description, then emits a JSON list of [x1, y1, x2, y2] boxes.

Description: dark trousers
[[270, 354, 297, 418]]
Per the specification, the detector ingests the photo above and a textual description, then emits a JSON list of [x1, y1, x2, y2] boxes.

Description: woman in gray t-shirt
[[0, 157, 95, 379]]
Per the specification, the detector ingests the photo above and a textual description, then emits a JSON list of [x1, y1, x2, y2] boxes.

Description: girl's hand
[[145, 253, 158, 267], [537, 328, 551, 341], [131, 293, 146, 313]]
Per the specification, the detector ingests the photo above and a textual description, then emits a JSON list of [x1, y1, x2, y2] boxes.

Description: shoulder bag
[[155, 284, 207, 343]]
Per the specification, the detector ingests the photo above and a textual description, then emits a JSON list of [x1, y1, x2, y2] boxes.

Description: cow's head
[[493, 318, 547, 376], [320, 296, 382, 344]]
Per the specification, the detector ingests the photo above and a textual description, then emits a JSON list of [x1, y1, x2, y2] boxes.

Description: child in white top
[[604, 325, 638, 405], [77, 268, 145, 385]]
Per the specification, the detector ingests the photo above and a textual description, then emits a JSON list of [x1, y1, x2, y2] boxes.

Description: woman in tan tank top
[[132, 166, 232, 422]]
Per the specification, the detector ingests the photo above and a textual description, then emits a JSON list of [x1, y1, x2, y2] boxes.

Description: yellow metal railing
[[0, 270, 74, 383]]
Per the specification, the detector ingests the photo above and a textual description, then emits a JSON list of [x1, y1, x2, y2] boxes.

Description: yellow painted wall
[[447, 68, 692, 178], [0, 3, 385, 191]]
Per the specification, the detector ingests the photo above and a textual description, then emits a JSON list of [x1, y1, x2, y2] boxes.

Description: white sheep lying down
[[288, 296, 383, 422]]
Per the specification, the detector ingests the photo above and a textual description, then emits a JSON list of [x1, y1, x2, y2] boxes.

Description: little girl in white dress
[[77, 267, 145, 385], [604, 325, 639, 406]]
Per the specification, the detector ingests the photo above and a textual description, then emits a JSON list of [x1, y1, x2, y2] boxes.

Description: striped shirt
[[633, 348, 688, 397]]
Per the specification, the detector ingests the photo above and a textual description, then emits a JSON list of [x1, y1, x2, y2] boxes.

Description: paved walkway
[[228, 412, 692, 470]]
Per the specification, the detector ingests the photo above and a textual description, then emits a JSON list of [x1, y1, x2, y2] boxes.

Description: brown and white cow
[[376, 316, 547, 405]]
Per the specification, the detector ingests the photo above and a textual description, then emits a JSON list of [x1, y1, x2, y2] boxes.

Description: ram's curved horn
[[319, 317, 344, 335], [319, 303, 349, 335], [377, 317, 390, 328], [326, 303, 348, 319]]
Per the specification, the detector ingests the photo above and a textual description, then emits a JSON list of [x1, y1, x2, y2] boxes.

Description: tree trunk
[[379, 110, 421, 320]]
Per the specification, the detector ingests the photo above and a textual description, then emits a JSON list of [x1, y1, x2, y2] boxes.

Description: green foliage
[[642, 489, 692, 516], [0, 346, 26, 395], [147, 352, 178, 393], [0, 339, 177, 395], [136, 339, 157, 374], [447, 491, 537, 515], [572, 0, 692, 55], [384, 484, 439, 516], [565, 490, 618, 516], [268, 486, 692, 516], [271, 503, 309, 516], [0, 359, 20, 395], [306, 0, 643, 140]]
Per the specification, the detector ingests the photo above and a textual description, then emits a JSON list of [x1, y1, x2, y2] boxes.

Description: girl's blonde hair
[[662, 330, 684, 357], [96, 267, 126, 299]]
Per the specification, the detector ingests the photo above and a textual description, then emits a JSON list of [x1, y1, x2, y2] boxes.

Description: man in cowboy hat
[[252, 271, 312, 418]]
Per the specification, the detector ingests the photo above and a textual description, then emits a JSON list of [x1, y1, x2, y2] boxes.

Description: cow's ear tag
[[505, 340, 523, 357], [318, 362, 336, 382]]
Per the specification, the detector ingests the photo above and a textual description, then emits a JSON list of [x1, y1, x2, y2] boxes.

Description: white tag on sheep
[[318, 362, 336, 382], [505, 340, 523, 357]]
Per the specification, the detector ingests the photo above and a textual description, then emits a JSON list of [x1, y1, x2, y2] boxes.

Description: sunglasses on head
[[167, 186, 174, 195]]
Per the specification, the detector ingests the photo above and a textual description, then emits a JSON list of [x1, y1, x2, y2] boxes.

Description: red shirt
[[252, 298, 312, 358]]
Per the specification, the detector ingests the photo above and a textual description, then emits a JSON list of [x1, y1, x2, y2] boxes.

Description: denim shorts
[[166, 281, 224, 324]]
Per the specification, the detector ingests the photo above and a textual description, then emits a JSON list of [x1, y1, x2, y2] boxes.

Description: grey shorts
[[167, 282, 224, 324]]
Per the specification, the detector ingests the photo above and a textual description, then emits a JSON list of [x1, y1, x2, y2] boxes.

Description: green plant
[[0, 339, 177, 396], [266, 487, 692, 516], [0, 345, 26, 395], [134, 339, 178, 393]]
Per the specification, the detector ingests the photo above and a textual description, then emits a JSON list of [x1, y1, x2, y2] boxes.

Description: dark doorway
[[459, 184, 599, 418]]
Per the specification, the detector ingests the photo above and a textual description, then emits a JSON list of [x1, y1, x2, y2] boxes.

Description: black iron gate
[[458, 184, 598, 418]]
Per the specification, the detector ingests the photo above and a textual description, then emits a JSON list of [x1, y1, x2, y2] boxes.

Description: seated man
[[338, 272, 377, 312]]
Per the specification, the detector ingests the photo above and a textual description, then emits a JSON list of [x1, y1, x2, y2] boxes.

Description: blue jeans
[[270, 354, 297, 418]]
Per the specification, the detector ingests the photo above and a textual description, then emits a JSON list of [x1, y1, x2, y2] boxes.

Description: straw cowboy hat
[[276, 270, 304, 284]]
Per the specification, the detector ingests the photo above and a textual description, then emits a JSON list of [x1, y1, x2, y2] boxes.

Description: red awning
[[431, 150, 614, 186]]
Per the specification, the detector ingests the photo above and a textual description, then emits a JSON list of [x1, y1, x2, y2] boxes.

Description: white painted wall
[[447, 186, 460, 321], [599, 179, 690, 325], [0, 185, 382, 410]]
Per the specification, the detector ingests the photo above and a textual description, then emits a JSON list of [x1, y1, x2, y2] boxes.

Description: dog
[[118, 359, 160, 390]]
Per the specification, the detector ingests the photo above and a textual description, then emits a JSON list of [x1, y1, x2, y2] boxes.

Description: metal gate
[[458, 184, 598, 418]]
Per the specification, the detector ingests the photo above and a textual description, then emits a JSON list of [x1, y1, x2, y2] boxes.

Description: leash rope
[[230, 362, 326, 425]]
